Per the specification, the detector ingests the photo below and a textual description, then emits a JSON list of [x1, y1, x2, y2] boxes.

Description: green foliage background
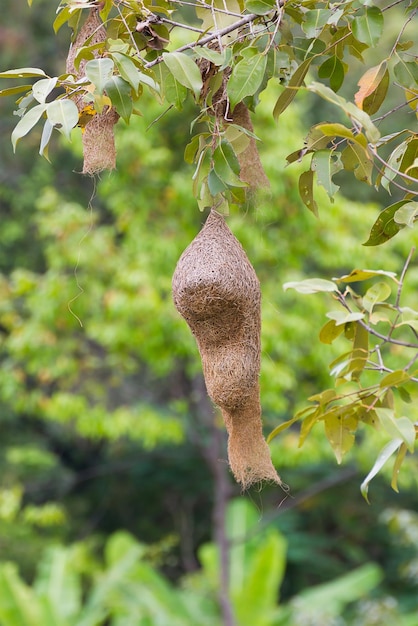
[[0, 0, 417, 624]]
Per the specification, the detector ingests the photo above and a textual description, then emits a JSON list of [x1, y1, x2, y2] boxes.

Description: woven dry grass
[[66, 8, 118, 174], [172, 209, 281, 488], [198, 55, 269, 191]]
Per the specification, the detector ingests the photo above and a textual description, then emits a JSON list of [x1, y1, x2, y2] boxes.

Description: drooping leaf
[[298, 169, 318, 216], [318, 55, 345, 92], [376, 408, 415, 452], [363, 200, 410, 245], [46, 99, 79, 139], [283, 278, 338, 294], [162, 52, 202, 99], [111, 52, 142, 94], [212, 141, 247, 187], [324, 411, 357, 463], [380, 141, 408, 193], [311, 150, 341, 199], [391, 442, 408, 492], [319, 319, 345, 344], [11, 103, 47, 151], [39, 119, 53, 159], [104, 76, 132, 123], [361, 438, 403, 502], [273, 57, 312, 120], [227, 51, 267, 111], [354, 62, 388, 113], [341, 141, 373, 184]]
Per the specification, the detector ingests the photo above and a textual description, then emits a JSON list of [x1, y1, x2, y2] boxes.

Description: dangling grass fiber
[[65, 8, 118, 174], [172, 210, 281, 489]]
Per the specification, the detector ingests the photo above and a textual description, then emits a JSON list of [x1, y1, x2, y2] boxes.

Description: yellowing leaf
[[355, 62, 388, 113], [324, 412, 358, 464]]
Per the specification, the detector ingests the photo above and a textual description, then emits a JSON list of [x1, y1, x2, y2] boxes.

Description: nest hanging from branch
[[172, 209, 281, 489], [198, 55, 270, 191], [66, 8, 119, 175]]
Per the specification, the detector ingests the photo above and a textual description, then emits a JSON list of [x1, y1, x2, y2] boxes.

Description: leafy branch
[[273, 250, 418, 500]]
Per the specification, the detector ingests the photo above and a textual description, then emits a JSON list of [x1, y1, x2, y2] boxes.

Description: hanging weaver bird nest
[[172, 209, 281, 489], [66, 8, 119, 175], [198, 55, 269, 191]]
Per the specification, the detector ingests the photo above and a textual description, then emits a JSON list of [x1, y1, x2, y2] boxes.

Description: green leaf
[[391, 442, 408, 492], [227, 51, 267, 111], [162, 52, 202, 99], [298, 169, 318, 216], [111, 52, 142, 94], [194, 47, 225, 66], [308, 82, 380, 143], [53, 6, 75, 33], [39, 119, 53, 159], [0, 84, 32, 97], [335, 268, 398, 283], [318, 56, 345, 92], [273, 57, 312, 120], [302, 9, 333, 38], [376, 408, 415, 452], [326, 311, 365, 326], [46, 99, 79, 140], [379, 370, 411, 389], [283, 278, 338, 294], [11, 103, 47, 151], [393, 59, 418, 87], [352, 6, 384, 47], [363, 200, 410, 246], [362, 282, 391, 313], [361, 438, 403, 502], [394, 202, 418, 228], [341, 141, 373, 184], [380, 141, 408, 193], [324, 411, 357, 463], [319, 319, 345, 344], [85, 58, 115, 95], [311, 150, 341, 199], [212, 141, 247, 187], [104, 76, 132, 123], [245, 0, 275, 14], [156, 63, 187, 109], [0, 67, 48, 78], [207, 168, 228, 195], [32, 77, 58, 104], [267, 412, 308, 442]]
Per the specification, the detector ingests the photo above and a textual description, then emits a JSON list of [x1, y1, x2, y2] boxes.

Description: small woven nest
[[66, 8, 118, 174], [198, 55, 269, 190], [172, 210, 281, 489]]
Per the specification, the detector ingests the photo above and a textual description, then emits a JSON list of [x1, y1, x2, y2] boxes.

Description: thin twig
[[145, 12, 259, 68]]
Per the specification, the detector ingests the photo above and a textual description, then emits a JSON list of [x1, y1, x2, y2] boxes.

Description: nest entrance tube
[[172, 210, 281, 489]]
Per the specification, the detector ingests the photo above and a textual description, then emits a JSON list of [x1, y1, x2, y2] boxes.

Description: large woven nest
[[172, 210, 281, 488], [66, 8, 118, 174]]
